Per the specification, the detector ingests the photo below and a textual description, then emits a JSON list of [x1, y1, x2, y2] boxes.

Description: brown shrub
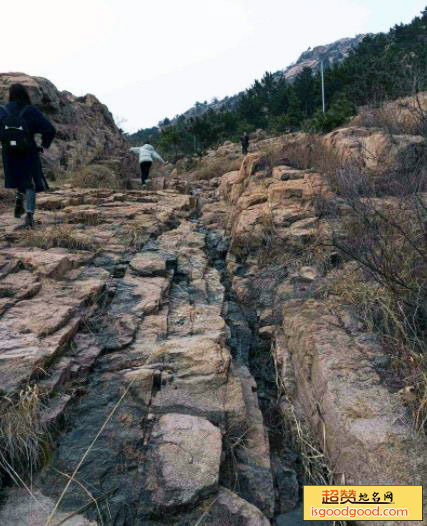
[[256, 139, 289, 168], [121, 223, 151, 251], [282, 133, 351, 176], [354, 93, 427, 137]]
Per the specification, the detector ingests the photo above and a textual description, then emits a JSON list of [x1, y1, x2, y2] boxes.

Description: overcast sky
[[0, 0, 424, 132]]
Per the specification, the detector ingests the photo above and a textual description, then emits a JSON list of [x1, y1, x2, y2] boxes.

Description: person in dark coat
[[240, 132, 250, 155], [0, 83, 56, 227]]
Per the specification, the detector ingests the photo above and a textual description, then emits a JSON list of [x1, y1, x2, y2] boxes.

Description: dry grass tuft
[[257, 141, 288, 169], [121, 223, 151, 251], [273, 353, 346, 526], [0, 385, 49, 481], [22, 224, 97, 251], [283, 134, 358, 183], [221, 421, 252, 491]]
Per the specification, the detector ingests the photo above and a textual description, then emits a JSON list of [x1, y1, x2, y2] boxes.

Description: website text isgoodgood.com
[[310, 505, 409, 519]]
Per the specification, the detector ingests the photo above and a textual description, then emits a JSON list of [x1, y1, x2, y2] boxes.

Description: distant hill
[[169, 35, 366, 124]]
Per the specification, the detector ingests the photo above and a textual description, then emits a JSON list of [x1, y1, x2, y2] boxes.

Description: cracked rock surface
[[1, 140, 425, 526]]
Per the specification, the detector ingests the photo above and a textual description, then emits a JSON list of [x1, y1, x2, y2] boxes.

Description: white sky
[[0, 0, 425, 132]]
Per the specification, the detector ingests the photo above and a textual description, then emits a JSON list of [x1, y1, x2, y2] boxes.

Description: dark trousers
[[140, 161, 152, 184], [241, 143, 249, 155]]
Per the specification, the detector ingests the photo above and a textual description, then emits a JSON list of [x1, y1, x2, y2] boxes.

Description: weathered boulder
[[201, 487, 271, 526], [143, 413, 222, 513], [129, 251, 168, 277], [0, 488, 97, 526], [148, 335, 246, 428]]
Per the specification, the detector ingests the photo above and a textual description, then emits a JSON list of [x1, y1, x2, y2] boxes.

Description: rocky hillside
[[166, 34, 365, 124], [282, 35, 366, 80], [0, 73, 128, 182], [0, 94, 426, 525]]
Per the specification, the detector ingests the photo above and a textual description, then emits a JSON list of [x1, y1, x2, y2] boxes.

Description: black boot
[[24, 212, 34, 228], [14, 193, 24, 218]]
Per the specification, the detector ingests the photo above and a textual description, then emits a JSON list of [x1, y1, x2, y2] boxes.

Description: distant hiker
[[0, 83, 56, 227], [129, 141, 165, 185], [240, 132, 250, 155]]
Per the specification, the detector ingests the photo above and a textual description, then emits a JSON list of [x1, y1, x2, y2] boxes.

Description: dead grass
[[257, 140, 287, 169], [221, 421, 252, 491], [22, 224, 97, 251], [283, 134, 360, 186], [121, 223, 151, 251], [0, 385, 50, 482], [273, 352, 346, 526], [62, 210, 100, 227], [190, 156, 242, 181]]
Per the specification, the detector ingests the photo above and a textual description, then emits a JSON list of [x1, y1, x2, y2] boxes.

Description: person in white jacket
[[129, 142, 165, 185]]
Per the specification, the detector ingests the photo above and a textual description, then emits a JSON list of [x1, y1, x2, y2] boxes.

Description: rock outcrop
[[0, 73, 128, 181], [280, 124, 427, 176], [283, 35, 366, 81], [277, 299, 424, 489], [0, 183, 278, 525], [321, 126, 427, 173]]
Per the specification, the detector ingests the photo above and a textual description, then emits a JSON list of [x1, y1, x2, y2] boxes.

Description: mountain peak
[[283, 34, 367, 80], [166, 34, 367, 125]]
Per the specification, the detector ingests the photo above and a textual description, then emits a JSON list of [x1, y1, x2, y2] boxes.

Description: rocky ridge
[[282, 35, 366, 81]]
